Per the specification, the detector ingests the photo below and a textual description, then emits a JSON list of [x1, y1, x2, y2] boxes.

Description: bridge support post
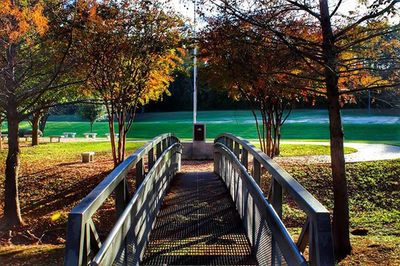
[[175, 149, 181, 172]]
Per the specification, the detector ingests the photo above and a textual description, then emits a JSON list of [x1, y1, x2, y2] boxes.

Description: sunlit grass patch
[[252, 143, 357, 157]]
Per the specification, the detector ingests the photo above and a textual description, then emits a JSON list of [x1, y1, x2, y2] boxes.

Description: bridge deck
[[141, 167, 257, 265]]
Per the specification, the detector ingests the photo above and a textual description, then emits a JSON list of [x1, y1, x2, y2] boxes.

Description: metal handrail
[[92, 143, 181, 265], [214, 133, 334, 265], [65, 133, 181, 266], [215, 143, 307, 265]]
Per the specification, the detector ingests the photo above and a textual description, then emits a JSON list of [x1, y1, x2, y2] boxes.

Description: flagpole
[[193, 0, 197, 125]]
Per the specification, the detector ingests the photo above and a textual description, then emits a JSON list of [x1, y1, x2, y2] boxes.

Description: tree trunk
[[107, 112, 118, 167], [4, 106, 24, 226], [274, 124, 281, 156], [0, 121, 3, 151], [327, 91, 351, 260], [117, 119, 125, 163], [31, 113, 41, 146], [319, 0, 351, 260], [3, 39, 23, 227], [39, 110, 49, 133]]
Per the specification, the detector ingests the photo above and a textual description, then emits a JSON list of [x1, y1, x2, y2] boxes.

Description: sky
[[169, 0, 399, 24]]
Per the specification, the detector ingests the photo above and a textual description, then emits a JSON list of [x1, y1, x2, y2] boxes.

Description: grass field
[[255, 143, 357, 156], [0, 142, 146, 163], [16, 109, 399, 144], [280, 159, 400, 265]]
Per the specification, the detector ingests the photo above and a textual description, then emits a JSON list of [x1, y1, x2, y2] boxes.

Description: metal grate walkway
[[141, 171, 258, 265]]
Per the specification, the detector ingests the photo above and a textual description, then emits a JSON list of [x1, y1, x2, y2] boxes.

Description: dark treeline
[[144, 71, 399, 112], [144, 71, 250, 111]]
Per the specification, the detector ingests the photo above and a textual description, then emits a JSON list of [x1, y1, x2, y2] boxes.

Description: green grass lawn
[[281, 159, 400, 264], [255, 143, 357, 156], [0, 141, 146, 163], [14, 109, 399, 144], [0, 141, 357, 160], [284, 160, 400, 234]]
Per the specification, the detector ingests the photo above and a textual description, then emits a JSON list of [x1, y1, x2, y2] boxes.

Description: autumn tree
[[78, 104, 104, 133], [200, 17, 306, 157], [27, 84, 82, 146], [0, 0, 82, 226], [201, 0, 400, 259], [78, 0, 185, 166]]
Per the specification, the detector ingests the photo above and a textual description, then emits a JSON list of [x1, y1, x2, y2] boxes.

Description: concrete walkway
[[276, 141, 400, 163]]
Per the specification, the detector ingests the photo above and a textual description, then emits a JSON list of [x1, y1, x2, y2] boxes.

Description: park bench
[[63, 132, 76, 138], [81, 152, 95, 163], [105, 133, 119, 140], [49, 135, 64, 143], [84, 133, 97, 139], [22, 134, 32, 141]]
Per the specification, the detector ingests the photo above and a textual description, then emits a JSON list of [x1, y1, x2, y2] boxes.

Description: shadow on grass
[[0, 244, 64, 266], [21, 171, 110, 217]]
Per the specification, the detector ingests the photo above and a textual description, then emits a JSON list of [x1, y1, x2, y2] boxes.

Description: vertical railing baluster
[[135, 159, 144, 189], [167, 136, 171, 147], [162, 138, 167, 152], [234, 142, 240, 159], [115, 178, 127, 218], [252, 159, 261, 185], [297, 218, 310, 253], [269, 177, 283, 265], [85, 223, 91, 264], [252, 196, 256, 247], [148, 148, 155, 171], [241, 148, 248, 170], [271, 179, 283, 218], [156, 142, 162, 159], [176, 146, 181, 172], [309, 222, 316, 265], [228, 138, 233, 150], [214, 151, 220, 174]]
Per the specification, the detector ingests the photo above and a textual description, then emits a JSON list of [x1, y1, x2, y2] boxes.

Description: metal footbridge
[[65, 134, 334, 266]]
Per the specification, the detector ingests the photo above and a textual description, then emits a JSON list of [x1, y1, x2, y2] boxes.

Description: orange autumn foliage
[[0, 0, 48, 43]]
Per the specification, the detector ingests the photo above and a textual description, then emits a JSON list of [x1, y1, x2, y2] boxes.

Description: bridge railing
[[65, 133, 181, 266], [214, 133, 334, 266]]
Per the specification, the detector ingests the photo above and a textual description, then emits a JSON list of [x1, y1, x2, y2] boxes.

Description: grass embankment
[[0, 141, 145, 265], [278, 160, 400, 265]]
